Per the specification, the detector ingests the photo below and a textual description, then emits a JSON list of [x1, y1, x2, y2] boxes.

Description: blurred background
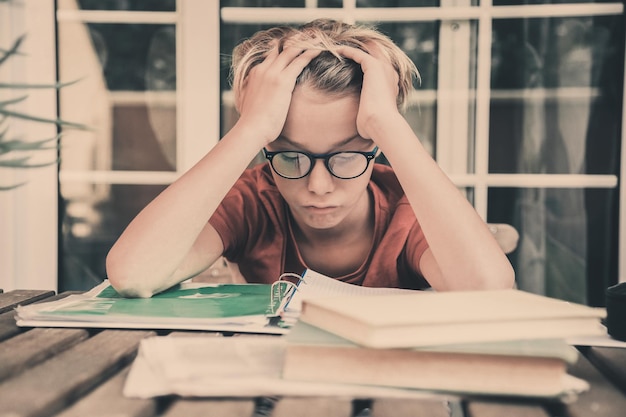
[[0, 0, 624, 307]]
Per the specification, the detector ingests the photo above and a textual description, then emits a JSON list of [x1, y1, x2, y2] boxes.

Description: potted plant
[[1, 34, 86, 190]]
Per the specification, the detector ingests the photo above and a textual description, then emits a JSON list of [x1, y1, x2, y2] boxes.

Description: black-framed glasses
[[263, 146, 378, 179]]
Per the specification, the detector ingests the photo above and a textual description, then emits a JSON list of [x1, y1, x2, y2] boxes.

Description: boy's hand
[[336, 44, 402, 141], [237, 45, 321, 146]]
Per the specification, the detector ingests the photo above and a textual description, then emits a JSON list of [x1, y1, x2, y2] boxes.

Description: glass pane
[[493, 0, 616, 6], [87, 23, 176, 92], [357, 0, 440, 6], [318, 0, 343, 5], [58, 0, 176, 11], [489, 16, 623, 176], [220, 0, 307, 6], [60, 183, 168, 291], [376, 22, 439, 156], [375, 22, 438, 91], [488, 187, 618, 306], [58, 22, 177, 171], [58, 19, 177, 291]]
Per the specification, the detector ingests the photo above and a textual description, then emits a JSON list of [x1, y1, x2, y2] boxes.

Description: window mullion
[[0, 1, 58, 291], [178, 1, 221, 171], [473, 2, 494, 220]]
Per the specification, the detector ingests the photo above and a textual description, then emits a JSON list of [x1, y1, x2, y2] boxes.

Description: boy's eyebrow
[[275, 134, 364, 149]]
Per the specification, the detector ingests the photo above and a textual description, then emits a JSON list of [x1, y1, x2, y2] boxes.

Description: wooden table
[[1, 289, 625, 417]]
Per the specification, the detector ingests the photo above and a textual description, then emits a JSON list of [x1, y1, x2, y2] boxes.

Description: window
[[55, 0, 218, 291], [218, 1, 624, 305], [17, 0, 618, 306]]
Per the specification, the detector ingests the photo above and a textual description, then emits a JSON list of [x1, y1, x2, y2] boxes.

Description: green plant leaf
[[1, 29, 88, 191], [0, 135, 60, 155], [0, 34, 26, 66], [0, 155, 58, 168], [0, 78, 82, 89], [0, 107, 89, 129], [0, 133, 59, 144], [0, 182, 27, 191], [0, 95, 28, 107]]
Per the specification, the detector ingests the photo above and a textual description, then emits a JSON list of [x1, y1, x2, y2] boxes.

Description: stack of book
[[282, 289, 607, 399]]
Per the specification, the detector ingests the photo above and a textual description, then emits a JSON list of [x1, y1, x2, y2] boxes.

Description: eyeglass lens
[[272, 152, 370, 179]]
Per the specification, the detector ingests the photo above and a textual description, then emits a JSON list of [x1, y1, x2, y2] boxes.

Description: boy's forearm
[[106, 124, 265, 296], [371, 114, 515, 290]]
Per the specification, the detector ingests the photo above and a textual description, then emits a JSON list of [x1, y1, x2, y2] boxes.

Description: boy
[[106, 19, 514, 297]]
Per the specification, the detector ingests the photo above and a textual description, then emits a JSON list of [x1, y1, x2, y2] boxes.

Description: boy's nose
[[306, 159, 335, 195]]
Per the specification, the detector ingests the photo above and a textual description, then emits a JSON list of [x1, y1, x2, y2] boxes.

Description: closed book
[[299, 289, 606, 348], [283, 321, 586, 398]]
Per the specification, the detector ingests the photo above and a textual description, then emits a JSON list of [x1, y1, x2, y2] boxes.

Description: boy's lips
[[304, 205, 339, 213]]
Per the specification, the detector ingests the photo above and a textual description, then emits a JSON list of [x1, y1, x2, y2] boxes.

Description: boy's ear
[[234, 79, 248, 114]]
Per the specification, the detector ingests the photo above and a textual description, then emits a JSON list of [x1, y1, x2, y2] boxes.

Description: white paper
[[286, 269, 415, 312], [567, 330, 626, 348], [123, 335, 457, 400]]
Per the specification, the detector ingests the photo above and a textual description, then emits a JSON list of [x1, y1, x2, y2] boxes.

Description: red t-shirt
[[209, 163, 430, 289]]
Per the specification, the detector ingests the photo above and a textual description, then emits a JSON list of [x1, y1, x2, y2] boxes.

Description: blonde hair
[[231, 19, 419, 112]]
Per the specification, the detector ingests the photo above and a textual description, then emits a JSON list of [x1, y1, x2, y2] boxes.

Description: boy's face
[[266, 85, 376, 232]]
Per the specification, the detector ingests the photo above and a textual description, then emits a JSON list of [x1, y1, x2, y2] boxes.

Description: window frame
[[0, 1, 58, 291], [1, 1, 623, 291]]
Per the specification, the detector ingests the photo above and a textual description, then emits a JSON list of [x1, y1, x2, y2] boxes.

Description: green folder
[[15, 281, 289, 334]]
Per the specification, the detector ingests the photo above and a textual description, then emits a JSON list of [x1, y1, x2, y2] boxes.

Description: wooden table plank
[[581, 346, 626, 394], [271, 397, 352, 417], [556, 353, 626, 417], [161, 398, 255, 417], [55, 366, 159, 417], [0, 329, 154, 417], [0, 310, 23, 342], [0, 290, 55, 314], [0, 327, 88, 382], [465, 401, 550, 417], [0, 291, 81, 342], [370, 397, 459, 417]]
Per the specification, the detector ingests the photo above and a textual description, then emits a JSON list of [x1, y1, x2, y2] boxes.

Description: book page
[[286, 269, 415, 312]]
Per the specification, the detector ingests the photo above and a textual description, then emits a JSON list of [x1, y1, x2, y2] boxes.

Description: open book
[[275, 269, 414, 326], [14, 269, 412, 334]]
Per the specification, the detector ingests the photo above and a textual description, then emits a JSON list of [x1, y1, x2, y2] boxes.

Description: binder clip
[[266, 272, 306, 326]]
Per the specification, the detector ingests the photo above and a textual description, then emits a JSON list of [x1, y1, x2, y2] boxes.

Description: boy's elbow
[[483, 261, 516, 290], [503, 264, 516, 289], [105, 251, 154, 298]]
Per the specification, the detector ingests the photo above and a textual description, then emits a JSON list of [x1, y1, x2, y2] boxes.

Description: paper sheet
[[286, 269, 415, 311], [123, 335, 458, 400], [567, 331, 626, 348]]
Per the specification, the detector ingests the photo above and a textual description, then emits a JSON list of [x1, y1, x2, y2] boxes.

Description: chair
[[488, 223, 519, 254]]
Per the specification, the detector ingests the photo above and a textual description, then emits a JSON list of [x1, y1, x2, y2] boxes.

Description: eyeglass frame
[[263, 146, 379, 180]]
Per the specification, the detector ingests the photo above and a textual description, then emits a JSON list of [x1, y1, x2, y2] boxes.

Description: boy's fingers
[[336, 44, 396, 83], [255, 44, 280, 68], [362, 41, 387, 60], [282, 48, 322, 80], [334, 45, 371, 64], [273, 44, 312, 69], [265, 44, 280, 59]]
